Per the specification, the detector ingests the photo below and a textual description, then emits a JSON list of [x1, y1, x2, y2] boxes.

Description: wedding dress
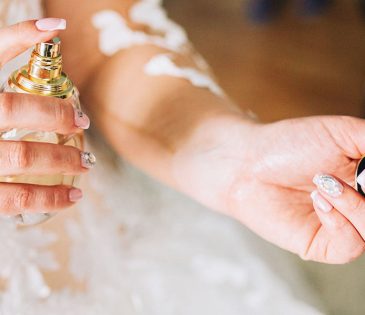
[[0, 1, 323, 314]]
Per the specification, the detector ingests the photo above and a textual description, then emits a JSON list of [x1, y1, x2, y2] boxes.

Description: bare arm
[[45, 0, 365, 264], [45, 0, 244, 186]]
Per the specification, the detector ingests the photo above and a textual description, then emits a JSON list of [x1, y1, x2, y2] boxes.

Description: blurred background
[[167, 0, 365, 121], [165, 0, 365, 314]]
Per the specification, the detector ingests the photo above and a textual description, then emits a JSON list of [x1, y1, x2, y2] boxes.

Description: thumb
[[322, 116, 365, 160], [0, 18, 66, 67]]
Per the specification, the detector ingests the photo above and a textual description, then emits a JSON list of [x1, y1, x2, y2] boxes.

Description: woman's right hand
[[0, 19, 92, 215]]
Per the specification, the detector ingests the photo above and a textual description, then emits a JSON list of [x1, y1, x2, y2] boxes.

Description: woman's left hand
[[173, 114, 365, 264]]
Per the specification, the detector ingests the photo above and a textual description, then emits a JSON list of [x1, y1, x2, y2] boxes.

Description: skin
[[0, 21, 91, 214], [2, 1, 365, 263], [174, 116, 365, 264]]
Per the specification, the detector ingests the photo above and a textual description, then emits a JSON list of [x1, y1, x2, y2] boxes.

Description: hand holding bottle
[[0, 19, 92, 217]]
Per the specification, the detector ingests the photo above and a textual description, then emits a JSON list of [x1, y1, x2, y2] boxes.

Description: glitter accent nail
[[313, 174, 343, 197], [74, 109, 90, 129], [80, 151, 96, 168]]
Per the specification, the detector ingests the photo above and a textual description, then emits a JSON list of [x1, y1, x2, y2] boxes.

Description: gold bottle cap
[[36, 37, 61, 58], [8, 37, 74, 98]]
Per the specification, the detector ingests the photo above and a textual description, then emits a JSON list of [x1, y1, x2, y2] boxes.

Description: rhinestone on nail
[[81, 151, 96, 168], [313, 174, 343, 197], [77, 110, 84, 118]]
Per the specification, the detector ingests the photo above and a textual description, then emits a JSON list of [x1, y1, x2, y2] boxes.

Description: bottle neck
[[8, 37, 74, 98], [28, 52, 63, 81], [28, 39, 63, 81]]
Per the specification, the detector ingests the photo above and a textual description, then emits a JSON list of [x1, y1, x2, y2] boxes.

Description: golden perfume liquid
[[0, 38, 83, 225]]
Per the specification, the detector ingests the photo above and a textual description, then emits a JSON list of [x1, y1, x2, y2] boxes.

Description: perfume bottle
[[0, 37, 83, 225], [356, 157, 365, 197]]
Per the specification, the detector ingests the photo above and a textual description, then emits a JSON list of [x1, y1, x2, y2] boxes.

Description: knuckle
[[13, 22, 23, 40], [65, 147, 80, 168], [348, 196, 365, 217], [43, 189, 57, 209], [12, 22, 30, 47], [331, 216, 348, 231], [0, 93, 15, 123], [49, 146, 64, 164], [8, 142, 33, 170], [0, 193, 15, 215], [51, 146, 78, 170], [52, 101, 70, 129], [14, 186, 34, 210], [44, 186, 66, 209]]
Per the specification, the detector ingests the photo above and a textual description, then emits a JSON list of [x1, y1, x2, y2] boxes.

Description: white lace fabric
[[0, 1, 323, 314]]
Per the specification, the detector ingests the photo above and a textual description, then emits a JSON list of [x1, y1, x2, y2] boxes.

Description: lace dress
[[0, 1, 323, 314]]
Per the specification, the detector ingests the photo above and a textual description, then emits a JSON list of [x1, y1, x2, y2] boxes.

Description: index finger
[[0, 93, 90, 134], [0, 18, 66, 67]]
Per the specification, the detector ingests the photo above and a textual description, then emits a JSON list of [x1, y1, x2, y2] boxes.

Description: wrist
[[171, 112, 260, 212]]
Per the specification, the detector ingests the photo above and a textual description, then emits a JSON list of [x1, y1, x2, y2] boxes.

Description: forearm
[[84, 45, 249, 186], [45, 0, 252, 187]]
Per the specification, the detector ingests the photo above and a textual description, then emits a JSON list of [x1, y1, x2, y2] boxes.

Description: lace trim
[[91, 1, 225, 97]]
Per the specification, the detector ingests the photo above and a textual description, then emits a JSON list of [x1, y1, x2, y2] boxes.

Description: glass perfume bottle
[[0, 37, 83, 225], [356, 157, 365, 197]]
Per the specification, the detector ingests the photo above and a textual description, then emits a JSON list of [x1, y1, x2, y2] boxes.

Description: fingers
[[307, 173, 365, 263], [313, 174, 365, 240], [0, 93, 90, 134], [0, 141, 95, 176], [0, 18, 66, 66], [309, 193, 365, 264], [0, 183, 81, 214]]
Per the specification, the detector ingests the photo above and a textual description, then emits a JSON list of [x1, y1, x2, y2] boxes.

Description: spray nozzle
[[35, 37, 61, 58]]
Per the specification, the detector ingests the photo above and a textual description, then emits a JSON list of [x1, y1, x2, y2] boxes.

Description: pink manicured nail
[[35, 18, 66, 31], [69, 188, 83, 202], [310, 190, 333, 213], [74, 109, 90, 129]]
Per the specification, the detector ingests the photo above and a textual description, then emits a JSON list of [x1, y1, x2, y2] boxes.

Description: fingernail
[[80, 151, 96, 169], [311, 190, 333, 213], [35, 18, 66, 31], [69, 188, 83, 202], [313, 174, 343, 197], [74, 110, 90, 129]]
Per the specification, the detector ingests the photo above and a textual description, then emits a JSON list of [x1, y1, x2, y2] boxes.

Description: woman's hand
[[172, 114, 365, 264], [0, 19, 92, 214]]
